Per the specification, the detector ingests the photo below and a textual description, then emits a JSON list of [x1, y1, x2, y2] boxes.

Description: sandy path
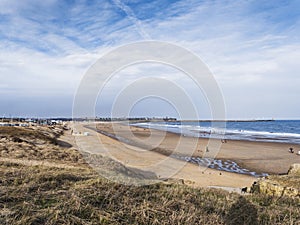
[[72, 122, 256, 188]]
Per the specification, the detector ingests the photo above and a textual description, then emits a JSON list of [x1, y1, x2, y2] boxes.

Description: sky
[[0, 0, 299, 119]]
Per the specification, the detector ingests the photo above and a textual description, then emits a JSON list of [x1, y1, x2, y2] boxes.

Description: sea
[[131, 120, 300, 176], [133, 120, 300, 145]]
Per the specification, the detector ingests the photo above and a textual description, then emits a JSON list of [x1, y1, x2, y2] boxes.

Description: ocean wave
[[133, 122, 300, 144]]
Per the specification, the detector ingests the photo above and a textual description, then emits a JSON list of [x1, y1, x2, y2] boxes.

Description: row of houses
[[0, 119, 64, 127], [0, 123, 29, 127]]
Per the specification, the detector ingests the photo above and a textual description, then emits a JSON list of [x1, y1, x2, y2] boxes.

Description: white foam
[[133, 122, 300, 144]]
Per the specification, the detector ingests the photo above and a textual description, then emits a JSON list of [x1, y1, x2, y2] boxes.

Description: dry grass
[[1, 161, 299, 225], [0, 126, 57, 143], [268, 174, 300, 190], [0, 126, 299, 224], [0, 126, 84, 163]]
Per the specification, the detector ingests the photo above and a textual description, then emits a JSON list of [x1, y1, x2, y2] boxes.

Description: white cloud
[[0, 0, 299, 118]]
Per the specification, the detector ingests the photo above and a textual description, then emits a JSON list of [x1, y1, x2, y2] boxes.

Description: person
[[205, 146, 209, 152]]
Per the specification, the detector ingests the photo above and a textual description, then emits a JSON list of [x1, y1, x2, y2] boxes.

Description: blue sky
[[0, 0, 299, 119]]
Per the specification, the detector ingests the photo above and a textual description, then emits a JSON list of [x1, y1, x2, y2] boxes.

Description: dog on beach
[[241, 187, 248, 193]]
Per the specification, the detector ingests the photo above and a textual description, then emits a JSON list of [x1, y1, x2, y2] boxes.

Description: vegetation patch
[[0, 160, 299, 225], [0, 126, 299, 224]]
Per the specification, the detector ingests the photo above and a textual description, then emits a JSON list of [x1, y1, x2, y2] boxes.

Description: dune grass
[[1, 160, 299, 225], [268, 174, 300, 190], [0, 126, 299, 224]]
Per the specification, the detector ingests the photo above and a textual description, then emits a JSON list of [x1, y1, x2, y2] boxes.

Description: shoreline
[[130, 124, 300, 145], [130, 119, 275, 123], [94, 122, 300, 175], [129, 122, 300, 145], [94, 125, 267, 177], [72, 122, 256, 188]]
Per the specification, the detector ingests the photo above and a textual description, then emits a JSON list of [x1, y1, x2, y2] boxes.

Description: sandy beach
[[71, 122, 300, 189], [97, 123, 300, 173]]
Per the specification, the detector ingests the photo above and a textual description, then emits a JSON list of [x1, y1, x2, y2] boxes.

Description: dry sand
[[98, 122, 300, 174], [72, 122, 259, 188], [71, 122, 300, 188]]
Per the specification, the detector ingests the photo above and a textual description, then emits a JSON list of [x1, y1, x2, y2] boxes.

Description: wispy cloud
[[0, 0, 299, 118], [111, 0, 151, 39]]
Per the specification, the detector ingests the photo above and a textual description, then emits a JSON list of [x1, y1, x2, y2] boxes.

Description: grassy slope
[[268, 174, 300, 190], [0, 127, 299, 225]]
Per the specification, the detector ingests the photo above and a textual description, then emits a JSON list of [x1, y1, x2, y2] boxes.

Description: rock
[[0, 138, 7, 142], [260, 180, 298, 197], [288, 164, 300, 175], [251, 177, 299, 198]]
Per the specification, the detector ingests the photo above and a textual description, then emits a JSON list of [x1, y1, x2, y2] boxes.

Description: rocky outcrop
[[251, 179, 299, 197], [288, 164, 300, 175], [251, 165, 300, 197]]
